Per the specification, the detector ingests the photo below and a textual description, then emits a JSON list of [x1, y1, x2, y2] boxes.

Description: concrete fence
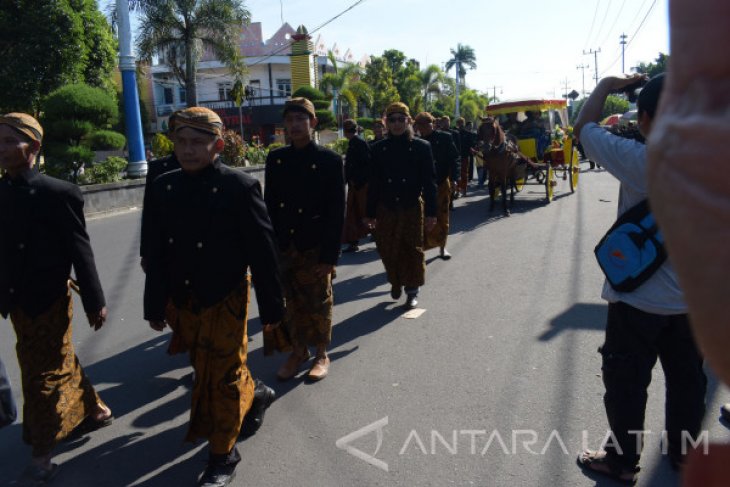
[[80, 166, 265, 218]]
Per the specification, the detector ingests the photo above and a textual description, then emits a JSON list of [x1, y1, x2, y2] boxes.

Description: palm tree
[[418, 64, 445, 112], [445, 43, 477, 117], [319, 51, 371, 132], [132, 0, 250, 106]]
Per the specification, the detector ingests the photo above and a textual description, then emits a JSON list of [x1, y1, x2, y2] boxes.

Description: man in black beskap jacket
[[414, 112, 459, 260], [143, 107, 284, 487], [0, 113, 110, 481], [264, 97, 345, 382], [342, 118, 372, 252], [365, 102, 438, 310]]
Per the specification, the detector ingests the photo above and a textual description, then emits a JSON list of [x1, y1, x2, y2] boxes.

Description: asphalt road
[[1, 163, 728, 487]]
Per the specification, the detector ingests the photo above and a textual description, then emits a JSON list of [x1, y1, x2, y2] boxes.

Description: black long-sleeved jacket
[[143, 160, 284, 324], [0, 170, 105, 318]]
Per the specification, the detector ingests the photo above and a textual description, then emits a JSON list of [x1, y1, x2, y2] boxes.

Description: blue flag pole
[[117, 0, 147, 178]]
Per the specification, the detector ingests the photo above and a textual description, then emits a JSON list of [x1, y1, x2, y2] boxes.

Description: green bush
[[43, 143, 95, 181], [292, 85, 327, 101], [356, 117, 374, 130], [78, 156, 127, 185], [312, 100, 331, 110], [88, 130, 126, 150], [246, 146, 268, 165], [151, 133, 174, 158], [315, 109, 335, 130], [50, 119, 94, 142], [326, 138, 349, 156], [43, 83, 118, 128], [267, 142, 284, 151]]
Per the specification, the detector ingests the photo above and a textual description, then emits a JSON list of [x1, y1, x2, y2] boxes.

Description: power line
[[247, 0, 370, 68], [595, 0, 627, 49], [599, 0, 657, 76], [582, 0, 602, 51], [589, 0, 612, 51]]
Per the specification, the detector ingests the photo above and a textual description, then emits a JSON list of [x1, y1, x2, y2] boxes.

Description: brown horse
[[476, 117, 527, 216]]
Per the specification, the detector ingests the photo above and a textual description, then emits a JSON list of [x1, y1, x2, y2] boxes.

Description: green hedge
[[88, 130, 126, 150]]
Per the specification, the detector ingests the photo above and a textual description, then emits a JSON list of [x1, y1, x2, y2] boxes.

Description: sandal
[[63, 407, 113, 442], [18, 463, 59, 485], [577, 449, 639, 485]]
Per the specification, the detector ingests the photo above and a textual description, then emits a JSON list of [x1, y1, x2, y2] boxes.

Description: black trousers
[[0, 354, 17, 428], [601, 301, 706, 468]]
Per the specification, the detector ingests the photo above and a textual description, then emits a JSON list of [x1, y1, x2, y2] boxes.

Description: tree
[[42, 84, 120, 182], [362, 56, 400, 118], [445, 43, 477, 117], [0, 0, 117, 113], [570, 95, 630, 124], [320, 51, 364, 130], [634, 52, 669, 78], [418, 65, 445, 112], [133, 0, 250, 106]]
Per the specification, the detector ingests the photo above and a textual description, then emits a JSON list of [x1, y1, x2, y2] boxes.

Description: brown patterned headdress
[[173, 107, 223, 136], [0, 112, 43, 143]]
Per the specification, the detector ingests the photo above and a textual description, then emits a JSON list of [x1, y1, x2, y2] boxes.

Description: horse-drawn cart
[[482, 99, 580, 205]]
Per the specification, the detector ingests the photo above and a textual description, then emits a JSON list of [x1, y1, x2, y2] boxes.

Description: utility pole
[[560, 77, 570, 99], [620, 33, 628, 73], [576, 63, 589, 97], [488, 85, 503, 101], [116, 0, 147, 178], [583, 48, 601, 87]]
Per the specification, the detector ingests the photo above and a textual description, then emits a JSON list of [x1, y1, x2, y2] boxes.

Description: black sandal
[[19, 463, 59, 484], [577, 449, 639, 485]]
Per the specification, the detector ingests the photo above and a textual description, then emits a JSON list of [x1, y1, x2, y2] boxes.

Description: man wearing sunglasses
[[365, 102, 438, 309]]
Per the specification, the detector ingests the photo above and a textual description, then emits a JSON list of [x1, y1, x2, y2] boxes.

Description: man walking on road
[[264, 98, 345, 382], [366, 102, 438, 309], [342, 119, 371, 253], [574, 75, 706, 484], [413, 112, 458, 260], [143, 107, 283, 487], [0, 113, 111, 483]]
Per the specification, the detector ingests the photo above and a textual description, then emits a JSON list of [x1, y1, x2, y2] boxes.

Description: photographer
[[573, 74, 706, 483]]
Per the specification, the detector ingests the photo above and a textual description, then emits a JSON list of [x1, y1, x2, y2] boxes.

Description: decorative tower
[[290, 25, 316, 92]]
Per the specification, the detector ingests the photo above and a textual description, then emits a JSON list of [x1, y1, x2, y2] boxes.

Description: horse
[[476, 117, 528, 216]]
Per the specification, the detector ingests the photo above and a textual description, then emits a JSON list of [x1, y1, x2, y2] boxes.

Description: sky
[[109, 0, 670, 101]]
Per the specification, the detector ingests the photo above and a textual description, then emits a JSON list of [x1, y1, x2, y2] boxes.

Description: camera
[[612, 77, 649, 103]]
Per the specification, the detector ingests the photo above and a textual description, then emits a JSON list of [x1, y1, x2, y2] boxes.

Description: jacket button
[[166, 185, 172, 191], [311, 164, 317, 169], [395, 197, 400, 202], [197, 242, 203, 249], [388, 178, 392, 183], [9, 288, 14, 294], [280, 202, 285, 208], [290, 229, 295, 234], [277, 159, 282, 164], [402, 178, 406, 182], [184, 280, 190, 286], [163, 162, 168, 167], [18, 243, 24, 250], [29, 189, 36, 195], [168, 238, 174, 244], [298, 208, 303, 213], [212, 187, 218, 193]]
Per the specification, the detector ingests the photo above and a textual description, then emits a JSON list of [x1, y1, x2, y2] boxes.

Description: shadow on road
[[538, 302, 609, 341]]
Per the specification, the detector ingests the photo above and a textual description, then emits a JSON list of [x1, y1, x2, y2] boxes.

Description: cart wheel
[[570, 149, 580, 193], [535, 170, 546, 184], [545, 164, 555, 203]]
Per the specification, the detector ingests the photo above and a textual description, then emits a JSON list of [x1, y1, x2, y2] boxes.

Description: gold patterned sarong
[[424, 179, 451, 250], [279, 246, 333, 347], [375, 201, 426, 289], [171, 279, 255, 455], [10, 292, 104, 456], [342, 184, 370, 244]]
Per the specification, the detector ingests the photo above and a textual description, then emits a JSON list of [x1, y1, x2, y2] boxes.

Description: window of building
[[178, 87, 186, 103], [163, 87, 173, 105], [276, 78, 291, 98], [218, 82, 233, 101]]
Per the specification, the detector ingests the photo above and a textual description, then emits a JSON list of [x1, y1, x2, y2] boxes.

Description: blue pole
[[117, 0, 147, 177]]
